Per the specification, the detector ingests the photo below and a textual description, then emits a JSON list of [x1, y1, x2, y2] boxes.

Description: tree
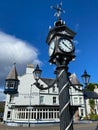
[[85, 83, 98, 91], [89, 99, 95, 114]]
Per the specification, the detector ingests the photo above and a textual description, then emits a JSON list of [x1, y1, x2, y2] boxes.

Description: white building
[[3, 64, 85, 126], [84, 88, 98, 116], [94, 88, 98, 114], [69, 73, 85, 120]]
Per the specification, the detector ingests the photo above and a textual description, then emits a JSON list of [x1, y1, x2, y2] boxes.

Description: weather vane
[[50, 0, 65, 20]]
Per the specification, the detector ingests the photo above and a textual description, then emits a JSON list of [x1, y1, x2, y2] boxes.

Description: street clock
[[46, 20, 76, 64]]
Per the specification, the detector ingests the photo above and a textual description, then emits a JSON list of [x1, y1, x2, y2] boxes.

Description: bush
[[0, 107, 4, 113], [83, 116, 88, 120], [89, 114, 98, 120]]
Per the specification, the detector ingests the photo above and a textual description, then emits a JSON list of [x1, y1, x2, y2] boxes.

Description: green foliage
[[0, 107, 4, 113], [84, 113, 98, 120], [89, 99, 95, 109], [89, 114, 98, 120], [89, 99, 95, 114], [83, 83, 98, 120], [85, 83, 98, 91], [83, 116, 88, 120]]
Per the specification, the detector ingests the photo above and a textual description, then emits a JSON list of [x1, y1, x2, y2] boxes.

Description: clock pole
[[55, 61, 73, 130], [46, 2, 76, 130]]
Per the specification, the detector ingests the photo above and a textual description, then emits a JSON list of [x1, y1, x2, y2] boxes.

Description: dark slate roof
[[41, 73, 82, 86], [70, 73, 82, 86], [84, 91, 98, 99], [6, 64, 18, 80], [40, 74, 98, 100], [40, 78, 55, 86]]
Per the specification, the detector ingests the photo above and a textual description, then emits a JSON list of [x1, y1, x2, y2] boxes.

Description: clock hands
[[62, 41, 72, 50]]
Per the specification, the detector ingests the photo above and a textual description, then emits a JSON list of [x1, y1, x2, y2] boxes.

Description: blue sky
[[0, 0, 98, 90]]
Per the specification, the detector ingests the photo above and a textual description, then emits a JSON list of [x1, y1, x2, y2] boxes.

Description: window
[[74, 97, 78, 104], [7, 111, 11, 119], [79, 97, 83, 104], [80, 109, 84, 116], [95, 109, 97, 114], [53, 86, 56, 92], [40, 96, 44, 104], [8, 81, 14, 88], [53, 97, 56, 104]]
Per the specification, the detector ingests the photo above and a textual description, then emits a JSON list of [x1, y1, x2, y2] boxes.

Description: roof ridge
[[70, 73, 81, 85]]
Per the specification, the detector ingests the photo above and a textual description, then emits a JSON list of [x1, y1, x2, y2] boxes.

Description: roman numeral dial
[[58, 39, 74, 53], [49, 40, 55, 56]]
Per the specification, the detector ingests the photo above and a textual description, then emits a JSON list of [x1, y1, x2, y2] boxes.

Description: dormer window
[[7, 81, 14, 88], [53, 86, 56, 92], [53, 83, 57, 92], [4, 63, 19, 94]]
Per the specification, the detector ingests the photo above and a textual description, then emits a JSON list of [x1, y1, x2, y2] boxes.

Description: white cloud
[[0, 32, 41, 64], [0, 31, 42, 88]]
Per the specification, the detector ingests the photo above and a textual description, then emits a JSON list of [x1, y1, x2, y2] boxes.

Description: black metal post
[[34, 63, 73, 130], [84, 97, 87, 119], [56, 65, 73, 130], [81, 70, 90, 119]]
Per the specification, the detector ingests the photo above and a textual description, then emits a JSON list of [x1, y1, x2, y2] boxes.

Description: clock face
[[49, 40, 55, 56], [58, 38, 73, 53]]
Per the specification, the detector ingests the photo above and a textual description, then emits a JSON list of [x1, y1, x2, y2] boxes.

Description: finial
[[50, 0, 65, 20]]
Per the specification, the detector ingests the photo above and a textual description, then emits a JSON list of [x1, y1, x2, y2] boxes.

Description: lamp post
[[33, 2, 76, 130], [33, 65, 42, 80], [81, 70, 90, 118], [81, 70, 90, 87], [34, 64, 74, 130]]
